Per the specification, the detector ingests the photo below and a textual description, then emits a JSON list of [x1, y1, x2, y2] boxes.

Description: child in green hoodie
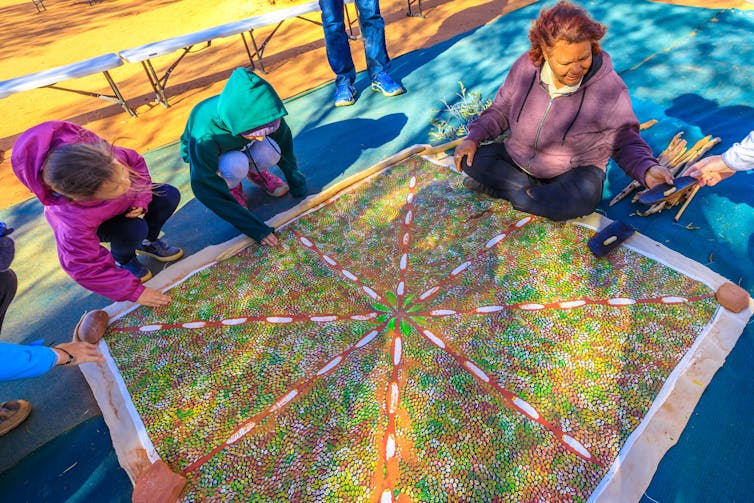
[[180, 68, 306, 246]]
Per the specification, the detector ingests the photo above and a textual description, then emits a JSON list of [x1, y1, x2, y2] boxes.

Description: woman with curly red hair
[[454, 1, 673, 221]]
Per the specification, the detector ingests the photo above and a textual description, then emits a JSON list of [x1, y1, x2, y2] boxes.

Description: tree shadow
[[664, 93, 754, 207], [291, 113, 408, 192], [665, 93, 754, 150]]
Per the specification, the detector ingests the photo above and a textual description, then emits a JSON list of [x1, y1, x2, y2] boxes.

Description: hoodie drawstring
[[244, 137, 282, 175]]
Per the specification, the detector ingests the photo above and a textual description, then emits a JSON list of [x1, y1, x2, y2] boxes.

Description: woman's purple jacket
[[466, 51, 657, 182], [11, 121, 152, 302]]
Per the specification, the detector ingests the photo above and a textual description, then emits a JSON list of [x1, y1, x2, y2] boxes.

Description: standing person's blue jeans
[[319, 0, 390, 85]]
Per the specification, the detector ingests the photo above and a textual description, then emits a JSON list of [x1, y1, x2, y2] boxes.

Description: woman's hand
[[136, 287, 172, 307], [54, 341, 104, 366], [453, 140, 478, 172], [260, 233, 279, 247], [644, 165, 674, 188], [684, 155, 736, 187], [125, 207, 146, 218]]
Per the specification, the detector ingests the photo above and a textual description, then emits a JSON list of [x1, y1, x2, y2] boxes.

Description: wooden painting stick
[[674, 185, 701, 222]]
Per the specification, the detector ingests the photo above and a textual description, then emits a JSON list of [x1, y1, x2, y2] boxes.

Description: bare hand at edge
[[644, 164, 674, 188], [684, 155, 736, 187], [54, 341, 104, 366], [125, 207, 146, 218], [260, 233, 279, 247], [454, 140, 478, 172], [136, 287, 172, 307]]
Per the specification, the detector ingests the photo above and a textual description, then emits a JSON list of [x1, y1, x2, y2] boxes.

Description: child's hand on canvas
[[260, 233, 278, 246], [137, 287, 172, 307]]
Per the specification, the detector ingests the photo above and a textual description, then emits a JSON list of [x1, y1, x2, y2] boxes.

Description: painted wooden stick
[[674, 184, 701, 222], [611, 180, 642, 206], [678, 137, 722, 176], [640, 119, 658, 130], [668, 136, 713, 174]]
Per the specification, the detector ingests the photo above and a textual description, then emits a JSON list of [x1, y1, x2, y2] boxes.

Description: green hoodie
[[180, 68, 305, 241]]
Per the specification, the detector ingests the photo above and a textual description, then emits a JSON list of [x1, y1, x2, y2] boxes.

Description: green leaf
[[385, 291, 398, 306], [386, 319, 396, 332], [399, 318, 412, 336], [371, 302, 391, 312]]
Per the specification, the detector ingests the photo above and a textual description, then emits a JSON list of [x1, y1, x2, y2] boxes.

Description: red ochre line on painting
[[407, 319, 600, 465], [417, 293, 714, 317], [112, 311, 379, 333], [291, 228, 383, 302], [395, 173, 418, 305], [374, 328, 405, 502], [182, 322, 389, 475], [415, 215, 536, 306]]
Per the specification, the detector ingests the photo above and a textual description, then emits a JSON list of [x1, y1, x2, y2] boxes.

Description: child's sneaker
[[136, 238, 184, 262], [116, 256, 153, 283], [247, 169, 289, 197], [229, 183, 248, 208], [371, 72, 405, 97]]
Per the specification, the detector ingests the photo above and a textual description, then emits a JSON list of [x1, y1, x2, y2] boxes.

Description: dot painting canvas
[[90, 152, 750, 502]]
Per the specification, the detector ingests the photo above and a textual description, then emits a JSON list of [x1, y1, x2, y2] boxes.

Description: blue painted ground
[[1, 0, 752, 500]]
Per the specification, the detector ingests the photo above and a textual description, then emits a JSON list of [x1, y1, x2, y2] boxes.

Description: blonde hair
[[43, 141, 150, 199]]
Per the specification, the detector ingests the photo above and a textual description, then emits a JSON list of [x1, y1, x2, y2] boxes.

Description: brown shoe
[[74, 310, 109, 344], [0, 400, 31, 436]]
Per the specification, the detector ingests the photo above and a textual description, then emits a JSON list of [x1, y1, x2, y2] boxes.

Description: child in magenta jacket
[[11, 121, 183, 307]]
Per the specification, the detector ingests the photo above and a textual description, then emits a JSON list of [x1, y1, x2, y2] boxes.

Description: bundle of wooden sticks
[[610, 122, 720, 221]]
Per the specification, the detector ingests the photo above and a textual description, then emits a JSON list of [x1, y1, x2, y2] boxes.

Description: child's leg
[[508, 165, 605, 221], [245, 137, 281, 172], [229, 184, 248, 208], [218, 151, 249, 189], [217, 151, 250, 206], [0, 269, 17, 333], [143, 184, 181, 242], [128, 184, 184, 263], [245, 137, 290, 197], [461, 143, 535, 199], [97, 216, 148, 264]]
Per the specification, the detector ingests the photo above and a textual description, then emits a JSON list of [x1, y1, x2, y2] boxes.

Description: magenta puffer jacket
[[11, 121, 152, 302], [467, 51, 657, 183]]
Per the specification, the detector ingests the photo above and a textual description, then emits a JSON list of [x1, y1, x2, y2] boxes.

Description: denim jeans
[[97, 184, 180, 264], [319, 0, 390, 86], [0, 269, 17, 333]]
